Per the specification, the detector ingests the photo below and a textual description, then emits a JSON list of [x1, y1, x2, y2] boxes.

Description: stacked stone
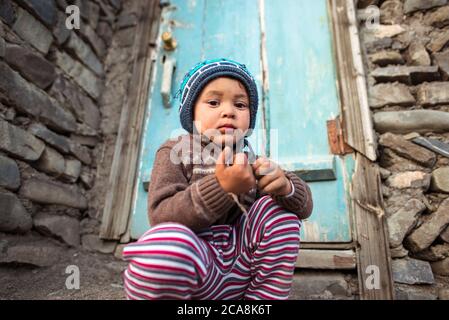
[[0, 0, 122, 267], [358, 0, 449, 300]]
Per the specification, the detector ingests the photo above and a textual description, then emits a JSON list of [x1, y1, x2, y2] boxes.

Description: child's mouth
[[218, 123, 237, 129], [218, 127, 235, 133]]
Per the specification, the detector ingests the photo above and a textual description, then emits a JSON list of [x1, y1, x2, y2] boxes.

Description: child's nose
[[221, 101, 236, 117]]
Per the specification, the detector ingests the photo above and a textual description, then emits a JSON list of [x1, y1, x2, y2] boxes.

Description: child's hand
[[252, 157, 292, 196], [215, 146, 256, 194]]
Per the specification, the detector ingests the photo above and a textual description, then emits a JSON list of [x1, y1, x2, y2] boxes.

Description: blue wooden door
[[130, 0, 354, 243]]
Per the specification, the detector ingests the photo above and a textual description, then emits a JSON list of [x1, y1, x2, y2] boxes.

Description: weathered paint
[[130, 0, 354, 243], [300, 156, 352, 242]]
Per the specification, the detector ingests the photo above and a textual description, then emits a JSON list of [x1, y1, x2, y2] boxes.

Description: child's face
[[193, 77, 250, 146]]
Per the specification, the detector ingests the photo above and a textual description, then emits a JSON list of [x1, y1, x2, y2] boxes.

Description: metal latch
[[161, 57, 176, 108]]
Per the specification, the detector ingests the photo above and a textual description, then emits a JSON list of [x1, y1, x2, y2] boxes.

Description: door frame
[[99, 0, 161, 242], [329, 0, 394, 299], [100, 0, 394, 300]]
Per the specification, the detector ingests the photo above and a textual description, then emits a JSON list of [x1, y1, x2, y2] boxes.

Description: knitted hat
[[175, 58, 259, 136]]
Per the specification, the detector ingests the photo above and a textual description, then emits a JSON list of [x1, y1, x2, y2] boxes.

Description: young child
[[123, 58, 313, 300]]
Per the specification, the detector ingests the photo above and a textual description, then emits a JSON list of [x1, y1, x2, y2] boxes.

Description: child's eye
[[207, 100, 220, 107], [235, 102, 248, 109]]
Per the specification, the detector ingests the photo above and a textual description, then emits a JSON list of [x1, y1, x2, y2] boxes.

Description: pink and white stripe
[[123, 195, 301, 300]]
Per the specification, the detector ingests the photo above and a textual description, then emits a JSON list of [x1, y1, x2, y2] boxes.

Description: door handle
[[161, 57, 176, 108], [162, 31, 177, 51]]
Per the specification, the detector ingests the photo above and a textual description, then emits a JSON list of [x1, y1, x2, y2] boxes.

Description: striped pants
[[123, 195, 301, 300]]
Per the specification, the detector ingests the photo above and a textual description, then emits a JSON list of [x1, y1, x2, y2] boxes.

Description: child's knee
[[122, 223, 210, 299], [250, 195, 299, 221], [123, 222, 208, 272], [140, 222, 195, 240], [247, 195, 301, 239]]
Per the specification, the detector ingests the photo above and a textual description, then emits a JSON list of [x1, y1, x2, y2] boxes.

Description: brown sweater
[[147, 133, 313, 232]]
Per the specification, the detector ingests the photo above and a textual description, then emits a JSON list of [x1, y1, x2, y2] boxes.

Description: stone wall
[[2, 0, 447, 300], [358, 0, 449, 300], [0, 0, 138, 267]]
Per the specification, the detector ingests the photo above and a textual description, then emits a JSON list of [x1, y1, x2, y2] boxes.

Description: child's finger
[[253, 159, 271, 177], [257, 173, 278, 190], [260, 177, 283, 194], [234, 152, 248, 166], [252, 156, 268, 171], [216, 146, 233, 167], [255, 161, 277, 177]]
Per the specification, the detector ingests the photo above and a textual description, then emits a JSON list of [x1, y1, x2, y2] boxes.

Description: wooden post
[[328, 0, 394, 299], [100, 0, 161, 240], [329, 0, 377, 161], [351, 154, 394, 299]]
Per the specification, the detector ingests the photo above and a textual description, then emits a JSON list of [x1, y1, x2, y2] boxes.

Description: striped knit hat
[[175, 58, 259, 136]]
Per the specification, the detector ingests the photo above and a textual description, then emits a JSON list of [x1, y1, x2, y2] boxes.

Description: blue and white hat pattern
[[174, 58, 259, 135]]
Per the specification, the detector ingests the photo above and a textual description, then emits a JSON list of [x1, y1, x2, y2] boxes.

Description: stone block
[[405, 198, 449, 252], [0, 119, 45, 161], [20, 178, 87, 209], [34, 212, 80, 247], [392, 258, 435, 284], [4, 43, 56, 89], [12, 8, 52, 54], [0, 191, 32, 233], [0, 154, 20, 190]]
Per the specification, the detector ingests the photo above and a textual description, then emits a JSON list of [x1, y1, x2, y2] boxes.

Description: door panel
[[131, 0, 353, 243], [264, 0, 352, 241], [131, 0, 264, 238]]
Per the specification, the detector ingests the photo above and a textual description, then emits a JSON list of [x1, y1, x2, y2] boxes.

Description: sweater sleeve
[[147, 146, 236, 231], [271, 171, 313, 220]]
